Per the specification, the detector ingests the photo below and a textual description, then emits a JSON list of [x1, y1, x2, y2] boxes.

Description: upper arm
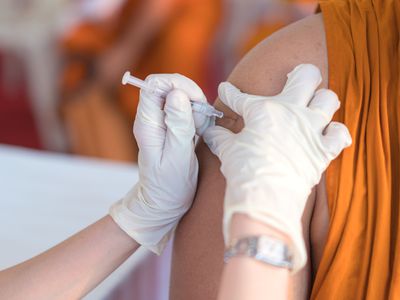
[[213, 12, 329, 295], [171, 13, 329, 300], [215, 13, 328, 132]]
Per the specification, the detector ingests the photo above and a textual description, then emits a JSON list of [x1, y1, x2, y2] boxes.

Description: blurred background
[[0, 0, 317, 162], [0, 0, 317, 299]]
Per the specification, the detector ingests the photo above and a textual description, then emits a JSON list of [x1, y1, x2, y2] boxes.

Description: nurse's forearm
[[0, 216, 139, 300], [217, 214, 290, 300]]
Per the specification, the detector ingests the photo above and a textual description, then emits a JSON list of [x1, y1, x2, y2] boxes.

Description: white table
[[0, 145, 171, 300]]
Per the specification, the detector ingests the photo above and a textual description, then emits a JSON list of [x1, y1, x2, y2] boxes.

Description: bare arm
[[171, 13, 328, 300], [0, 216, 139, 300], [218, 215, 291, 300]]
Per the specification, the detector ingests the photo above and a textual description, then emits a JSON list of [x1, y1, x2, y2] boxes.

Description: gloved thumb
[[203, 125, 234, 159], [164, 89, 196, 152], [218, 82, 257, 119]]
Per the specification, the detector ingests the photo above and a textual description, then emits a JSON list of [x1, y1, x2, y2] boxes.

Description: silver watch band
[[224, 235, 293, 269]]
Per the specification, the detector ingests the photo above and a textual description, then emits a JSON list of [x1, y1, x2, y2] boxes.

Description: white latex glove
[[203, 64, 352, 272], [110, 74, 208, 254]]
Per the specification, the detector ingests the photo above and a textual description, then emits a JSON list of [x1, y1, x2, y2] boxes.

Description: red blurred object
[[0, 54, 42, 149]]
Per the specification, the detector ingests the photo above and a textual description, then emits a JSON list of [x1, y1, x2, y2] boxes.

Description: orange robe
[[61, 0, 221, 161], [312, 0, 400, 298]]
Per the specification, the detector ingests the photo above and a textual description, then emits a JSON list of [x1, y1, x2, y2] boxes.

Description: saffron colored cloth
[[312, 0, 400, 299], [60, 0, 221, 161]]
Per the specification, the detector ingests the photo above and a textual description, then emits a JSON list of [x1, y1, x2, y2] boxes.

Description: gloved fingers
[[134, 88, 166, 146], [133, 119, 165, 163], [163, 89, 196, 156], [280, 64, 322, 106], [146, 73, 206, 102], [308, 89, 340, 126], [203, 125, 234, 159], [195, 116, 214, 137], [218, 82, 258, 118], [322, 121, 352, 159], [136, 89, 166, 129], [146, 73, 209, 136]]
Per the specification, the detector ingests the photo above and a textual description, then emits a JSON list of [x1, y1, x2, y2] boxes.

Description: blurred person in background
[[60, 0, 221, 162], [210, 0, 317, 86]]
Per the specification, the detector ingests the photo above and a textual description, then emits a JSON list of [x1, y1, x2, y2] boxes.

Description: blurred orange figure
[[211, 0, 317, 85], [60, 0, 221, 161], [241, 0, 318, 56]]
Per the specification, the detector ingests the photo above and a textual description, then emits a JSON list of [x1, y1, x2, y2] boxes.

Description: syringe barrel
[[122, 71, 223, 118], [190, 101, 207, 114], [190, 101, 224, 118]]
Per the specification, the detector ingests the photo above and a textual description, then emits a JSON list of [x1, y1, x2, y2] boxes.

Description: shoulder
[[229, 13, 327, 95], [214, 13, 328, 128]]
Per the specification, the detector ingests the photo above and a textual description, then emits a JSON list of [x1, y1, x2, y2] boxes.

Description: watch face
[[259, 236, 285, 255], [237, 239, 250, 252], [224, 235, 292, 269]]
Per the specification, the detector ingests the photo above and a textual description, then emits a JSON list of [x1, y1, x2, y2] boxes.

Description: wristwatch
[[224, 235, 293, 269]]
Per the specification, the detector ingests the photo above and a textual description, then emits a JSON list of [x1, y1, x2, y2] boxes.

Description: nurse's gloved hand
[[203, 64, 352, 272], [110, 74, 208, 254]]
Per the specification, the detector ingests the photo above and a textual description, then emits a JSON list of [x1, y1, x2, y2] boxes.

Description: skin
[[0, 73, 305, 299], [218, 214, 292, 300], [0, 215, 296, 300], [0, 12, 331, 300], [170, 13, 330, 300], [0, 216, 139, 300]]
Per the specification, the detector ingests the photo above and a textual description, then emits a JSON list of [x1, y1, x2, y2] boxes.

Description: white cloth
[[110, 74, 205, 254], [203, 64, 352, 272]]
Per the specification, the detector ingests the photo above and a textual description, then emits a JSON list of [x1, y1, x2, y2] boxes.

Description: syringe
[[122, 72, 224, 119]]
